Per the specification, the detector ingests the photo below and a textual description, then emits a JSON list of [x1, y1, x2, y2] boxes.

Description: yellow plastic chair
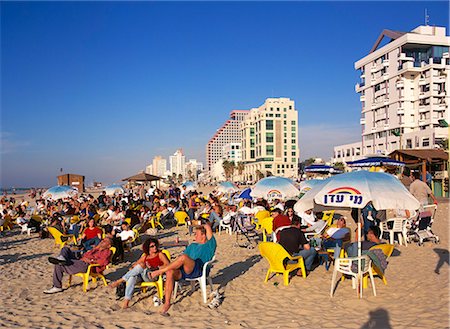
[[254, 210, 270, 230], [259, 242, 306, 286], [149, 213, 164, 229], [141, 250, 171, 299], [68, 247, 116, 292], [174, 211, 189, 227], [322, 210, 335, 227], [0, 215, 13, 232], [260, 217, 274, 242], [363, 243, 394, 288], [47, 227, 77, 249]]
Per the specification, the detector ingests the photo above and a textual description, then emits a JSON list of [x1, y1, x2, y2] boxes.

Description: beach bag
[[115, 282, 126, 299]]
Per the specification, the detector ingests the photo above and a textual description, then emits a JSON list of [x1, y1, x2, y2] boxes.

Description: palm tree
[[255, 169, 264, 180], [222, 160, 235, 181]]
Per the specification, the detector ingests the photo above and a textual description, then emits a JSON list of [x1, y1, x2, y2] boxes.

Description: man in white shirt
[[118, 223, 135, 242], [299, 209, 316, 227]]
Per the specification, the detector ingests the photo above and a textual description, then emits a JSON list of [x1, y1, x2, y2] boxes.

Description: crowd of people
[[0, 170, 441, 315]]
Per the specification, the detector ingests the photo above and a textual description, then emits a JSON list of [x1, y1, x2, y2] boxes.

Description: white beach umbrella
[[43, 185, 78, 200], [299, 179, 324, 194], [181, 181, 197, 192], [216, 181, 239, 194], [250, 176, 300, 200], [104, 184, 125, 196], [294, 171, 420, 297], [294, 171, 420, 214]]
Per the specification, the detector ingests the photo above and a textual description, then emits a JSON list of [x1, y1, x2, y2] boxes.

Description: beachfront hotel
[[241, 98, 299, 181], [333, 25, 449, 163], [206, 110, 249, 172]]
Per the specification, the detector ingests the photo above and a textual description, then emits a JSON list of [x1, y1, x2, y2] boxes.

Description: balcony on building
[[432, 89, 446, 97], [418, 105, 429, 113], [382, 59, 389, 67], [433, 74, 446, 83], [418, 77, 428, 85], [397, 108, 405, 115], [360, 118, 366, 125], [396, 79, 404, 88], [398, 53, 414, 61], [360, 95, 366, 102], [383, 73, 390, 80]]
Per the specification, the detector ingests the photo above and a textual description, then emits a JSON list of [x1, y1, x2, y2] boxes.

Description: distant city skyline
[[1, 1, 448, 187]]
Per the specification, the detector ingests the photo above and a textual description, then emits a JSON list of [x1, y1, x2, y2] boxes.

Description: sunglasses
[[149, 244, 157, 248]]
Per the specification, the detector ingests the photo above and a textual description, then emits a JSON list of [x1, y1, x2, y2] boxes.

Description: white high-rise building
[[206, 110, 249, 172], [241, 98, 299, 180], [152, 156, 167, 177], [223, 143, 242, 162], [169, 149, 186, 177], [185, 159, 199, 180], [355, 25, 449, 156]]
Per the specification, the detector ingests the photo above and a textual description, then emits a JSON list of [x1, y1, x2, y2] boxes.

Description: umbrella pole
[[358, 208, 362, 299]]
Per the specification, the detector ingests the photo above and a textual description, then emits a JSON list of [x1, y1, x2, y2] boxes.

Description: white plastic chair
[[304, 220, 328, 239], [173, 256, 216, 303], [330, 255, 376, 298], [218, 220, 232, 235], [380, 217, 408, 246]]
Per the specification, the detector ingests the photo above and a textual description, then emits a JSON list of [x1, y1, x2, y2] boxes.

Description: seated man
[[271, 208, 291, 241], [118, 222, 135, 243], [346, 225, 382, 257], [150, 223, 216, 315], [278, 217, 317, 274], [43, 238, 112, 294], [313, 217, 350, 259]]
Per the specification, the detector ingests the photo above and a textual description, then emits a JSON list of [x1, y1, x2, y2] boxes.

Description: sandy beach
[[0, 193, 448, 329]]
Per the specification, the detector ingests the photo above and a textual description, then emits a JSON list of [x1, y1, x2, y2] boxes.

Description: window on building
[[291, 133, 296, 137], [422, 138, 430, 147], [266, 120, 273, 130], [266, 132, 274, 143], [250, 139, 255, 147], [250, 128, 254, 136], [250, 150, 255, 158], [283, 114, 287, 118], [291, 126, 296, 131], [275, 114, 281, 117], [291, 152, 296, 156], [291, 158, 296, 163], [291, 139, 296, 144], [265, 164, 272, 169], [266, 145, 274, 155], [291, 145, 296, 150], [291, 121, 296, 125]]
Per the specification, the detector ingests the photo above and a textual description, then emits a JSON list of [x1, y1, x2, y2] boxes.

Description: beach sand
[[0, 194, 448, 329]]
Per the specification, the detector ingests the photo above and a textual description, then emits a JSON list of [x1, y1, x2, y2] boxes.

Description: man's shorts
[[180, 258, 204, 279]]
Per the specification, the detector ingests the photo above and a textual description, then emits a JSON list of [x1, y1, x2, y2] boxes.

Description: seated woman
[[79, 218, 103, 251], [110, 237, 170, 309], [209, 204, 223, 232]]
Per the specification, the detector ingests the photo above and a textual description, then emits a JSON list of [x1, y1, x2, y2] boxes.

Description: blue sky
[[1, 1, 449, 188]]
